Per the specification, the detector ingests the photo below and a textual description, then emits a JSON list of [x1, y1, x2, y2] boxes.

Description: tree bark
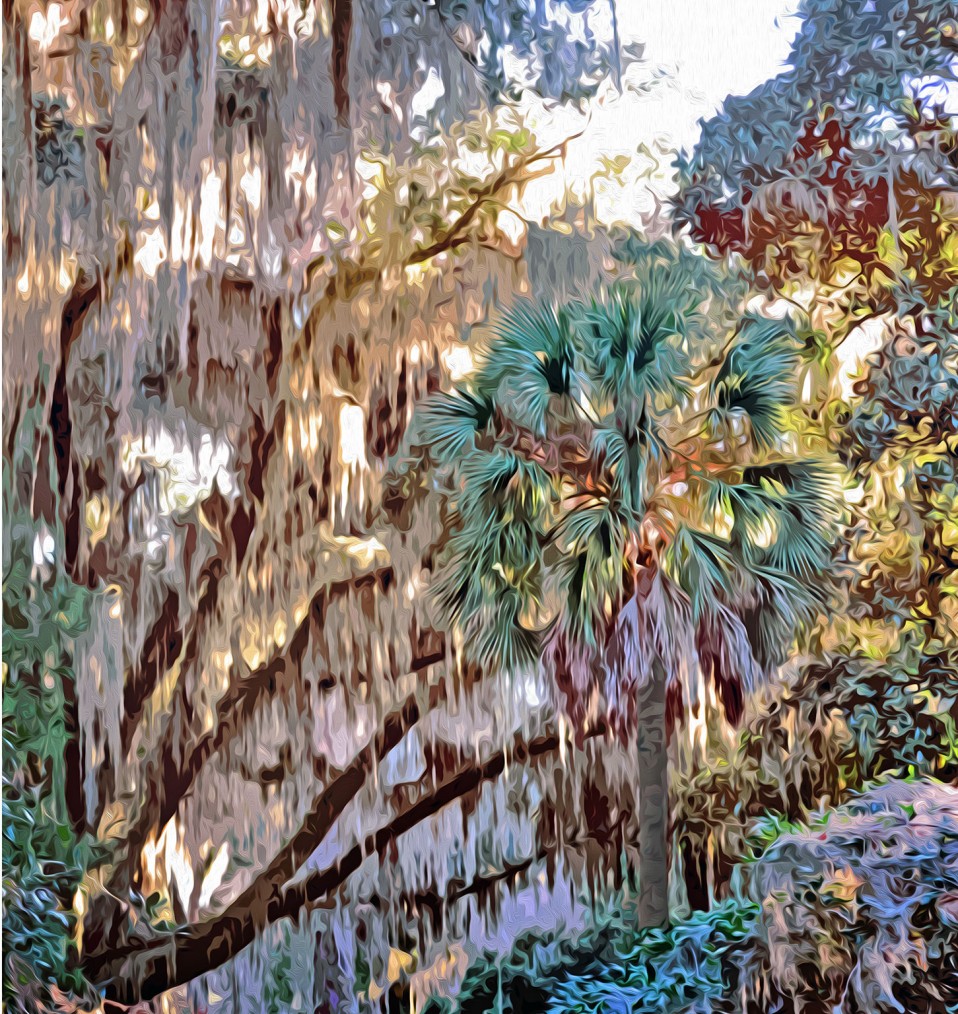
[[636, 658, 669, 929], [331, 0, 353, 127], [680, 834, 709, 913]]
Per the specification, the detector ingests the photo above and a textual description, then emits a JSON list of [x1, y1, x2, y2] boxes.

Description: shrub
[[448, 780, 958, 1013]]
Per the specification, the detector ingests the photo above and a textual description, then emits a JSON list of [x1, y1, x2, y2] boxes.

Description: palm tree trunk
[[636, 658, 669, 928]]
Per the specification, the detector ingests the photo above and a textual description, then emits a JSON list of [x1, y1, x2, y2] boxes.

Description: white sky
[[519, 0, 803, 225]]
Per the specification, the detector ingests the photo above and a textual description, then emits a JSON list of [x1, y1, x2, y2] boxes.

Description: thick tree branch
[[104, 564, 416, 880], [119, 587, 181, 752], [87, 720, 606, 1001]]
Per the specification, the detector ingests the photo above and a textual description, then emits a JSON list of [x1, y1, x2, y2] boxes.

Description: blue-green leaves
[[432, 446, 556, 672], [707, 460, 842, 581], [550, 493, 631, 655], [415, 241, 841, 721], [663, 527, 740, 621], [413, 389, 496, 459], [579, 278, 693, 430], [474, 299, 580, 437], [712, 314, 802, 449]]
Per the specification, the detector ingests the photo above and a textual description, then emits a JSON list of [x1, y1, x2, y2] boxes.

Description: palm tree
[[409, 244, 842, 929]]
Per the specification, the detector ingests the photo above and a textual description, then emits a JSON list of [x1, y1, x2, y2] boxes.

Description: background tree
[[676, 0, 958, 808], [675, 0, 958, 332], [3, 0, 632, 1007]]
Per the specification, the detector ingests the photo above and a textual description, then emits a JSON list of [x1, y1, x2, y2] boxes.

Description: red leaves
[[689, 204, 746, 252]]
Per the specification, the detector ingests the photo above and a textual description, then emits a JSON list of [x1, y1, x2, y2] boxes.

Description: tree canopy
[[3, 0, 957, 1012]]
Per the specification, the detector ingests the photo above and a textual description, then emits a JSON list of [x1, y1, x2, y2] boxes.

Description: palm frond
[[662, 526, 741, 620], [590, 425, 652, 520], [470, 591, 543, 675], [738, 564, 825, 670], [579, 280, 692, 428], [431, 445, 555, 668], [417, 243, 843, 727], [473, 298, 580, 436], [547, 512, 628, 658], [455, 445, 557, 526], [739, 461, 843, 581], [432, 516, 545, 646], [413, 389, 495, 460], [712, 314, 802, 449], [607, 568, 693, 698]]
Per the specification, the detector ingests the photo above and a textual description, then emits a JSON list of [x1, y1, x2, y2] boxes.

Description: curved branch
[[104, 564, 407, 879], [304, 130, 581, 329], [405, 136, 580, 268], [87, 720, 606, 1002]]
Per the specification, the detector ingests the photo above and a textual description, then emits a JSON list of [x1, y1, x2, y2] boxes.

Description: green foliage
[[449, 781, 958, 1013], [676, 0, 958, 307], [406, 241, 842, 727], [263, 925, 296, 1014], [453, 898, 757, 1014], [813, 647, 958, 782], [711, 315, 801, 450], [843, 292, 958, 467], [821, 294, 958, 785], [2, 454, 95, 1010], [736, 780, 958, 1013], [435, 0, 617, 107]]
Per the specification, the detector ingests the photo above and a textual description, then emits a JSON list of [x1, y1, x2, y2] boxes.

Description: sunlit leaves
[[677, 0, 958, 309], [2, 514, 94, 1009], [707, 461, 843, 582]]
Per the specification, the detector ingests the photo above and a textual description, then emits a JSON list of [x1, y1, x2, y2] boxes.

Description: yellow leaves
[[363, 950, 417, 1003], [85, 494, 112, 548], [404, 261, 431, 287], [597, 154, 631, 180], [818, 615, 906, 661], [387, 947, 416, 982], [939, 224, 958, 280], [490, 127, 532, 154], [821, 865, 863, 905], [355, 153, 390, 200], [875, 228, 908, 283], [218, 31, 272, 69]]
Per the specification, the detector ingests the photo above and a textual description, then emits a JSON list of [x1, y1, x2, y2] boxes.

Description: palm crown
[[412, 245, 842, 728]]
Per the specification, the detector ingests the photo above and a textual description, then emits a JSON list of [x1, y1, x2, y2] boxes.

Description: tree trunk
[[680, 834, 709, 913], [637, 659, 669, 929]]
